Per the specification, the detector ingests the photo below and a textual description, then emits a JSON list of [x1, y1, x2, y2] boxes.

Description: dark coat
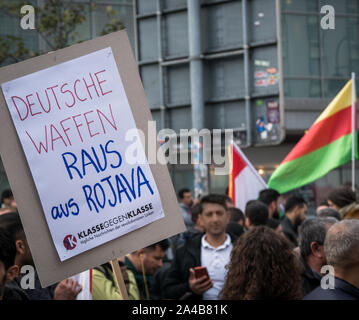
[[303, 277, 359, 300], [300, 256, 322, 296], [281, 216, 298, 247], [3, 278, 29, 301], [226, 222, 244, 238], [162, 232, 237, 300]]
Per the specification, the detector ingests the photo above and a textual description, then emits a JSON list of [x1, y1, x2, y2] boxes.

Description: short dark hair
[[0, 212, 25, 241], [178, 188, 191, 199], [267, 218, 280, 230], [245, 200, 269, 226], [328, 186, 357, 208], [258, 189, 280, 206], [1, 189, 13, 203], [199, 194, 227, 213], [229, 207, 244, 223], [0, 227, 16, 270], [318, 199, 329, 207], [245, 199, 256, 210], [146, 239, 170, 252], [222, 194, 233, 204], [191, 203, 202, 224], [299, 218, 336, 259], [317, 208, 342, 221], [285, 195, 307, 213]]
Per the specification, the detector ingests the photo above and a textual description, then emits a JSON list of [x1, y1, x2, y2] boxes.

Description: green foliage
[[0, 0, 125, 65], [101, 5, 125, 36], [0, 35, 35, 64]]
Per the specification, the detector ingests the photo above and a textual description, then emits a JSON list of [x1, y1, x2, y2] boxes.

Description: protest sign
[[2, 46, 165, 262], [0, 30, 185, 287]]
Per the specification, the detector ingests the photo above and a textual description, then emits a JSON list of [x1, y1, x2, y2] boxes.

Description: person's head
[[0, 228, 19, 300], [229, 207, 245, 226], [298, 217, 337, 269], [327, 186, 357, 210], [221, 226, 302, 300], [324, 220, 359, 275], [198, 194, 229, 237], [1, 190, 14, 207], [131, 239, 169, 275], [317, 208, 342, 221], [191, 203, 204, 232], [178, 188, 194, 207], [222, 195, 234, 209], [0, 212, 33, 268], [316, 199, 329, 214], [258, 189, 280, 219], [285, 195, 307, 227], [244, 200, 268, 229], [267, 218, 284, 236]]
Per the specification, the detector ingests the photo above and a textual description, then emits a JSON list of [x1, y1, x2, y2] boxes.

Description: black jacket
[[303, 277, 359, 300], [281, 216, 298, 247], [300, 256, 322, 296], [162, 232, 237, 300], [3, 278, 29, 301]]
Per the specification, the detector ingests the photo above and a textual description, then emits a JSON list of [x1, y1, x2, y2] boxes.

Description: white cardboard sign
[[1, 47, 165, 261]]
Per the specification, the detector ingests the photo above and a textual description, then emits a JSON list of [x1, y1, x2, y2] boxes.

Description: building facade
[[132, 0, 359, 212]]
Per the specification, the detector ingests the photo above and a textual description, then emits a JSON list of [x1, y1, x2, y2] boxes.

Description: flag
[[268, 78, 358, 194], [228, 142, 267, 211]]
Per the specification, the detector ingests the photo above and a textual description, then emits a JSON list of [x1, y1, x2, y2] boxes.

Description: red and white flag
[[228, 142, 267, 212]]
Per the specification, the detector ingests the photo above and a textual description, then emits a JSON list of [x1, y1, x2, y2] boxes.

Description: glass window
[[171, 166, 194, 195], [281, 0, 318, 12], [166, 65, 191, 106], [168, 107, 192, 131], [284, 79, 321, 98], [321, 0, 359, 14], [71, 3, 91, 43], [163, 12, 189, 58], [250, 0, 277, 44], [321, 17, 359, 78], [140, 64, 161, 108], [138, 17, 158, 61], [205, 57, 245, 100], [202, 1, 243, 52], [282, 14, 320, 77], [136, 0, 157, 15], [163, 0, 186, 10], [322, 79, 347, 98]]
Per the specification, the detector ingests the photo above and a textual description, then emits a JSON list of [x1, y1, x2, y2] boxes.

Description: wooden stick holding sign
[[110, 259, 129, 300]]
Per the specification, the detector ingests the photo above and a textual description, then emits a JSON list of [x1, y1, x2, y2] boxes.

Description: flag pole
[[352, 72, 356, 192]]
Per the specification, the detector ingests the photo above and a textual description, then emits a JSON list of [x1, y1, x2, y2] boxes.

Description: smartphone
[[194, 266, 209, 279]]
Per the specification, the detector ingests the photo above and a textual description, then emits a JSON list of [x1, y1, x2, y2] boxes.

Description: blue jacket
[[303, 277, 359, 300]]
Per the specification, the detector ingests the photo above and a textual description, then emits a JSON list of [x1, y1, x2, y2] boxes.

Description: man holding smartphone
[[163, 194, 237, 300]]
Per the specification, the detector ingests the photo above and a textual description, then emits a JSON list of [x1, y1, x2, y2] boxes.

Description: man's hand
[[54, 278, 82, 300], [188, 268, 213, 295]]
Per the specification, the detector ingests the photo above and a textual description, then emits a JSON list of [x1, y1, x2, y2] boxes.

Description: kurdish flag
[[268, 78, 357, 194]]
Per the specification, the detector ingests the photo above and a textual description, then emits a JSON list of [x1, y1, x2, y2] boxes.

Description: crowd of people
[[1, 185, 359, 300]]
